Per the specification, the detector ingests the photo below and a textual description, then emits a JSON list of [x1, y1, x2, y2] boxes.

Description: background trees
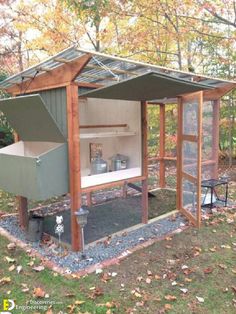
[[0, 0, 235, 161]]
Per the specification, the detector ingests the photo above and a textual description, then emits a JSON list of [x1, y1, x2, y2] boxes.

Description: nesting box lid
[[0, 94, 65, 142]]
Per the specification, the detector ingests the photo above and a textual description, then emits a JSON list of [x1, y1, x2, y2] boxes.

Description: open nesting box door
[[0, 95, 69, 200], [178, 91, 203, 227]]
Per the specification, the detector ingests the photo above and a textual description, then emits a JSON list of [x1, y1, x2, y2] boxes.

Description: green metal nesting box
[[0, 94, 69, 200]]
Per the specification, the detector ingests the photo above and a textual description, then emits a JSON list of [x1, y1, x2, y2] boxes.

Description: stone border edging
[[0, 223, 189, 278]]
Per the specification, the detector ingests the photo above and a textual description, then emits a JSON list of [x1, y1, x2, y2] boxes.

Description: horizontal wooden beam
[[77, 82, 102, 89], [148, 156, 177, 161], [203, 83, 236, 100], [7, 53, 92, 94], [182, 171, 197, 183], [80, 124, 127, 129], [182, 134, 198, 142]]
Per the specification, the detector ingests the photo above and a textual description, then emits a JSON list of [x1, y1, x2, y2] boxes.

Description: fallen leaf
[[134, 292, 142, 298], [147, 270, 152, 276], [33, 287, 46, 298], [7, 243, 16, 251], [180, 288, 188, 294], [111, 272, 117, 277], [96, 268, 103, 274], [171, 281, 177, 286], [45, 309, 53, 314], [209, 247, 217, 252], [0, 277, 11, 285], [232, 269, 236, 274], [101, 273, 111, 282], [136, 276, 143, 282], [184, 278, 192, 283], [145, 277, 151, 284], [204, 267, 213, 274], [232, 286, 236, 294], [196, 296, 204, 303], [65, 293, 76, 297], [155, 275, 161, 280], [164, 304, 172, 310], [8, 265, 15, 272], [181, 265, 188, 270], [32, 265, 45, 272], [5, 256, 15, 263], [218, 264, 227, 270], [74, 300, 85, 305], [164, 295, 177, 301], [105, 301, 116, 308], [221, 244, 231, 249], [17, 265, 23, 274]]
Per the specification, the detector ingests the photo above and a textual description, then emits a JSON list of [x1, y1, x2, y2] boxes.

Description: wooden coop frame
[[0, 46, 235, 251]]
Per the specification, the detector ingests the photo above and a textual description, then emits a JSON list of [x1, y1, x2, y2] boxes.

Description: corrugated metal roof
[[0, 45, 235, 92]]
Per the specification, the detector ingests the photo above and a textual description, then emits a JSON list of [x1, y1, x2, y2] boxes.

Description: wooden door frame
[[177, 91, 203, 227]]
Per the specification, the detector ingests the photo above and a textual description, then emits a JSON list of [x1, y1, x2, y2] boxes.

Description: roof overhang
[[81, 72, 214, 101]]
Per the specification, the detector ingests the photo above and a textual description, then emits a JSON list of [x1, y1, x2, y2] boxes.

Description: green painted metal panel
[[0, 142, 69, 200], [39, 88, 68, 138], [0, 95, 65, 142], [82, 72, 214, 101], [0, 153, 38, 199], [37, 143, 69, 200]]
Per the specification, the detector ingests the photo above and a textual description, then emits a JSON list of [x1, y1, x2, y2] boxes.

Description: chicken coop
[[0, 46, 235, 251]]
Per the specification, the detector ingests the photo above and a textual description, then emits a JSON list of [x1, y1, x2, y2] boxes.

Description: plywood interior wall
[[79, 98, 141, 176], [0, 141, 62, 157]]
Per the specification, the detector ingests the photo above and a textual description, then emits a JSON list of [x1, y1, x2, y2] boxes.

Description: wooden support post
[[196, 92, 203, 228], [66, 83, 82, 251], [159, 104, 166, 188], [16, 196, 28, 230], [141, 101, 148, 224], [212, 99, 220, 179], [176, 98, 183, 211], [123, 182, 128, 198], [12, 92, 29, 230]]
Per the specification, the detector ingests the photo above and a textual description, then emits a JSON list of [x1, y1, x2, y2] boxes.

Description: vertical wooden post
[[176, 97, 183, 211], [141, 101, 148, 224], [12, 93, 29, 230], [16, 196, 28, 230], [196, 91, 203, 228], [212, 99, 220, 179], [66, 83, 82, 251], [123, 182, 128, 199], [159, 104, 166, 188]]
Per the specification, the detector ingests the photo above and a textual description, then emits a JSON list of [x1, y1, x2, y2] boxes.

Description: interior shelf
[[80, 131, 136, 139], [81, 167, 142, 188]]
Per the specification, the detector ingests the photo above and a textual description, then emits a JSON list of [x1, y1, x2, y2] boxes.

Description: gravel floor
[[0, 213, 187, 273]]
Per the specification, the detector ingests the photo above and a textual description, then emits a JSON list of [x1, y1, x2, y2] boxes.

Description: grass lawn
[[0, 207, 236, 313]]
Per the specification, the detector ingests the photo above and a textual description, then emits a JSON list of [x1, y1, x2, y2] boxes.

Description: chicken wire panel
[[165, 160, 177, 189], [165, 104, 177, 158], [183, 100, 198, 135], [201, 164, 215, 180], [182, 141, 198, 177], [148, 160, 159, 189], [148, 105, 160, 157], [182, 178, 197, 218], [202, 101, 214, 161]]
